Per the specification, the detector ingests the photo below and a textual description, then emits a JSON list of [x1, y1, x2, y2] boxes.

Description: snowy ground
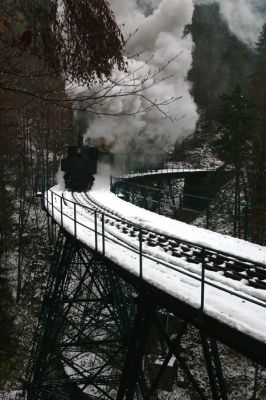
[[47, 163, 266, 345]]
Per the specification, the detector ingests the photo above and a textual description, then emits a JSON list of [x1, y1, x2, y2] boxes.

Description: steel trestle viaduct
[[24, 169, 266, 400]]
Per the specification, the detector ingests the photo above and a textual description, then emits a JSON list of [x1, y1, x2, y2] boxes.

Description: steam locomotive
[[61, 145, 99, 192], [61, 138, 166, 192]]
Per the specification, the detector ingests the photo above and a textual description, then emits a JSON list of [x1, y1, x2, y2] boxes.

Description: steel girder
[[25, 228, 135, 400], [25, 228, 239, 400]]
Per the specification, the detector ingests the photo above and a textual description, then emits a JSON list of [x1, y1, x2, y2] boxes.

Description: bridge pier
[[200, 333, 228, 400], [116, 293, 155, 400]]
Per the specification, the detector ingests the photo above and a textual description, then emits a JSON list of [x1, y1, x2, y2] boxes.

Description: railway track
[[69, 191, 266, 292]]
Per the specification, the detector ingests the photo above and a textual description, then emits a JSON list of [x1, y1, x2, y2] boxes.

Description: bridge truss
[[24, 218, 264, 400]]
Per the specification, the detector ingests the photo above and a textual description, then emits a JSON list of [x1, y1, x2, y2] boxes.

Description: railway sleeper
[[252, 266, 266, 280], [204, 263, 222, 272], [224, 263, 246, 273], [248, 279, 266, 290], [224, 270, 245, 282]]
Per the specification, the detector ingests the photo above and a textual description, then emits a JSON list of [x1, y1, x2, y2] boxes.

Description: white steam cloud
[[195, 0, 266, 47], [80, 0, 198, 152]]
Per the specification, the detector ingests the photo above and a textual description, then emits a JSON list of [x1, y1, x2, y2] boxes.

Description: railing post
[[206, 206, 210, 229], [94, 210, 98, 252], [51, 192, 54, 220], [139, 228, 143, 278], [60, 196, 63, 228], [200, 248, 206, 316], [110, 176, 114, 193], [244, 204, 249, 241], [102, 213, 105, 256], [179, 193, 182, 209], [41, 190, 45, 210], [157, 191, 161, 215], [74, 202, 77, 238]]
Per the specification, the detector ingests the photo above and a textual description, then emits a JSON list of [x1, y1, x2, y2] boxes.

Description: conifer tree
[[250, 24, 266, 207], [212, 85, 254, 236]]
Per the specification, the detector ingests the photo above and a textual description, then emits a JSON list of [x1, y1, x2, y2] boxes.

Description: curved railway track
[[69, 191, 266, 292]]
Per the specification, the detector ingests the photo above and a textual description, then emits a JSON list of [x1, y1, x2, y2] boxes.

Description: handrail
[[110, 175, 256, 208], [110, 175, 266, 238], [44, 189, 266, 323], [117, 165, 220, 178]]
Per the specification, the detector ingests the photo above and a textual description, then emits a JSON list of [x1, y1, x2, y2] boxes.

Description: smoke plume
[[78, 0, 198, 153], [195, 0, 266, 47]]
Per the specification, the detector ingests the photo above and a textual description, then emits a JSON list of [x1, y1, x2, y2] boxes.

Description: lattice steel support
[[200, 333, 228, 400], [25, 228, 135, 400], [25, 227, 233, 400], [116, 293, 156, 400]]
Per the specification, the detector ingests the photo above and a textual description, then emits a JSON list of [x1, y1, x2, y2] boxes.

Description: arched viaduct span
[[26, 169, 266, 400]]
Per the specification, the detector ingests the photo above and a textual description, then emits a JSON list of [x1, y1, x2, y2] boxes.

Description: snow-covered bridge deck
[[45, 170, 266, 366]]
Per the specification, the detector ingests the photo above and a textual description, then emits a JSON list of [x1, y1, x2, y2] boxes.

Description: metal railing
[[110, 176, 266, 242], [118, 163, 220, 178], [111, 176, 162, 214], [44, 189, 266, 324]]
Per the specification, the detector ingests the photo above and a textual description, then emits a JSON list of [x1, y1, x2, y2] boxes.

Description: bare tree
[[0, 0, 181, 120]]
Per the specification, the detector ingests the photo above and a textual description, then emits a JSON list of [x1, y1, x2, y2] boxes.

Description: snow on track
[[46, 167, 266, 344]]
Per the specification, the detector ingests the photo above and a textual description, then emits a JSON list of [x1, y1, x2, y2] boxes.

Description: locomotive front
[[61, 145, 99, 192]]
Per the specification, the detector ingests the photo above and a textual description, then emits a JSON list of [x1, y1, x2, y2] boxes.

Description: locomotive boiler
[[61, 145, 99, 192]]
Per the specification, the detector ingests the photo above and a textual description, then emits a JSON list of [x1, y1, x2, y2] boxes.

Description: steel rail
[[75, 192, 266, 290], [44, 189, 266, 316]]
